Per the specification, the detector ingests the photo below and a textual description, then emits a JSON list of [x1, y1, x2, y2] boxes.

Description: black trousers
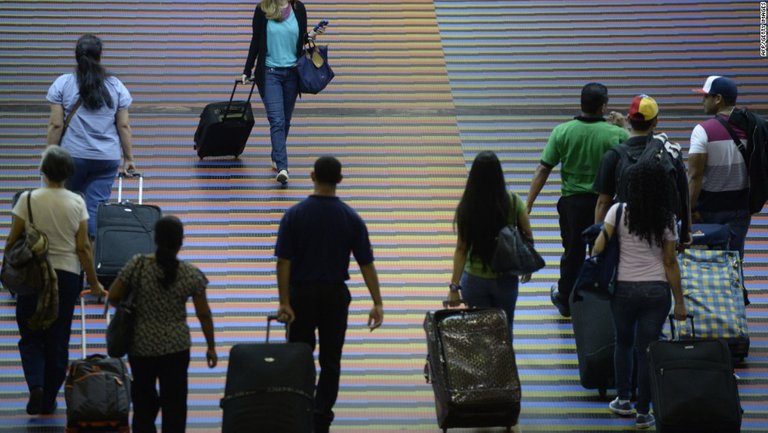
[[556, 193, 598, 303], [288, 282, 351, 433], [128, 349, 190, 433]]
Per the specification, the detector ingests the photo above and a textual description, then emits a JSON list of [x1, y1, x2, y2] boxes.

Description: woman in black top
[[241, 0, 325, 185]]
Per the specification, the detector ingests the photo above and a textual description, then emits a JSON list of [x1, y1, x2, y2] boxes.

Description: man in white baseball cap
[[688, 75, 752, 304]]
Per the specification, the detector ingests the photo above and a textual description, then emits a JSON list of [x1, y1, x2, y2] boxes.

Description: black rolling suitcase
[[194, 80, 256, 159], [94, 173, 161, 287], [648, 315, 742, 433], [220, 315, 315, 433], [65, 297, 131, 433], [569, 288, 615, 397], [424, 307, 521, 433]]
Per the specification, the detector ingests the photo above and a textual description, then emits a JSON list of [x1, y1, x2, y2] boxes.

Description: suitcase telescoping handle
[[668, 313, 695, 340], [225, 79, 257, 118], [117, 172, 144, 204], [266, 314, 291, 343], [80, 296, 111, 359]]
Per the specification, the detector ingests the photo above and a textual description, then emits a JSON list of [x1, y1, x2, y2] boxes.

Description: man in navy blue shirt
[[275, 156, 384, 433]]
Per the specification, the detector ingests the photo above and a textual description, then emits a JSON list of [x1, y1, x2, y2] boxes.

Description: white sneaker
[[271, 160, 277, 171], [276, 169, 289, 184]]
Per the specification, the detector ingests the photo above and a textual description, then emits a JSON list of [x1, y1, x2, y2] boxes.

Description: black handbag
[[573, 204, 623, 300], [106, 256, 143, 357], [296, 40, 334, 94], [490, 198, 545, 275]]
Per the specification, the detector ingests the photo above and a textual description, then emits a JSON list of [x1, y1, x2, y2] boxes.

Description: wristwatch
[[449, 283, 461, 293]]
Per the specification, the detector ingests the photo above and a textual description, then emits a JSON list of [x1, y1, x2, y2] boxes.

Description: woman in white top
[[46, 33, 135, 237], [593, 158, 687, 429], [3, 146, 106, 415]]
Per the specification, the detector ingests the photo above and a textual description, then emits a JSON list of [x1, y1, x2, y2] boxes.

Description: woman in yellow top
[[448, 151, 534, 338]]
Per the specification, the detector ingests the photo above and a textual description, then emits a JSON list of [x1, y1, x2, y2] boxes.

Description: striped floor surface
[[0, 1, 766, 432]]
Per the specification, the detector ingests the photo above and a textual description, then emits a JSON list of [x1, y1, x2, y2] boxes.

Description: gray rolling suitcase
[[65, 297, 131, 433], [424, 307, 521, 432], [94, 173, 161, 287]]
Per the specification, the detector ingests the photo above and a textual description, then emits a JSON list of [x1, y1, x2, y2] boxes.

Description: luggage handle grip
[[266, 314, 290, 343], [668, 313, 695, 340], [226, 79, 257, 116], [117, 172, 144, 204]]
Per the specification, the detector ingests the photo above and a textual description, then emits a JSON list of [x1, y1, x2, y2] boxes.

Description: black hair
[[75, 34, 113, 110], [629, 117, 656, 132], [40, 145, 75, 183], [581, 82, 609, 115], [454, 151, 511, 270], [154, 215, 184, 288], [314, 155, 342, 185], [625, 159, 676, 248]]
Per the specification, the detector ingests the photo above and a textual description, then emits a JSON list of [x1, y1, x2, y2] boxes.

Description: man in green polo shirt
[[526, 83, 629, 317]]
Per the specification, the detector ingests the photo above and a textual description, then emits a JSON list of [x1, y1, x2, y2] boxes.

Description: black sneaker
[[41, 399, 57, 415], [550, 284, 570, 317], [26, 387, 43, 415]]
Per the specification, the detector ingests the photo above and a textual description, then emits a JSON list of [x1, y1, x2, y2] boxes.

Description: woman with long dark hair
[[593, 159, 687, 429], [108, 216, 217, 433], [447, 151, 534, 336], [46, 33, 135, 237], [241, 0, 326, 185]]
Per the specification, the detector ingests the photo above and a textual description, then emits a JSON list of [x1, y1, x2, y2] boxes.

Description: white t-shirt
[[12, 188, 88, 274], [46, 73, 132, 160], [605, 203, 677, 283]]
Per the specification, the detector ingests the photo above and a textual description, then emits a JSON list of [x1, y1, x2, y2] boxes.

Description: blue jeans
[[16, 270, 81, 409], [459, 272, 519, 339], [263, 67, 299, 172], [67, 157, 120, 237], [611, 281, 671, 414], [698, 208, 751, 258]]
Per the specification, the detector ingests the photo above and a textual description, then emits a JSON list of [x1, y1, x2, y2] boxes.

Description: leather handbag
[[0, 190, 53, 296], [106, 256, 143, 357], [573, 204, 623, 300], [296, 40, 334, 94], [490, 197, 545, 275]]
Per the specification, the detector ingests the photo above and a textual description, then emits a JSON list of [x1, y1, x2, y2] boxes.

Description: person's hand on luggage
[[276, 303, 295, 323], [81, 281, 107, 299], [673, 302, 687, 321], [446, 290, 462, 307], [367, 304, 383, 331], [241, 74, 251, 84], [206, 347, 218, 368], [121, 159, 136, 175], [520, 273, 532, 284]]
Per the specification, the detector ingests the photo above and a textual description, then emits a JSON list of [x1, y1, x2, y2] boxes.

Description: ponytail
[[74, 34, 113, 110], [155, 244, 179, 288], [153, 216, 184, 288]]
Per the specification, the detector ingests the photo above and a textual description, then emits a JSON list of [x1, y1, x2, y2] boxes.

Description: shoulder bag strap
[[714, 115, 748, 163], [26, 190, 34, 225], [59, 98, 83, 145]]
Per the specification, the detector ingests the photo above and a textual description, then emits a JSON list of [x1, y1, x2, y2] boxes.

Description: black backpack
[[613, 134, 683, 214], [717, 108, 768, 214]]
